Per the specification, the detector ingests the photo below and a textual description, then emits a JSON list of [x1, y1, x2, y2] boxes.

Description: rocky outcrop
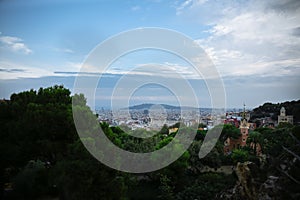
[[217, 162, 258, 200], [218, 162, 260, 199], [257, 176, 281, 200], [218, 159, 300, 200], [217, 162, 284, 200], [234, 162, 260, 200]]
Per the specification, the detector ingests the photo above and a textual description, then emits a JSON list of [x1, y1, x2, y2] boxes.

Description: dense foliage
[[0, 86, 299, 199], [250, 100, 300, 123]]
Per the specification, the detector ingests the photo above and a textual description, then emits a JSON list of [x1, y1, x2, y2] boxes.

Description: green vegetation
[[250, 100, 300, 122], [0, 86, 299, 199]]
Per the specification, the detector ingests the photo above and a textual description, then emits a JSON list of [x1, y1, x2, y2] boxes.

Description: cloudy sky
[[0, 0, 299, 109]]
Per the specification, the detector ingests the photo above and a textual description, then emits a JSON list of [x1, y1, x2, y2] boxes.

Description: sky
[[0, 0, 299, 109]]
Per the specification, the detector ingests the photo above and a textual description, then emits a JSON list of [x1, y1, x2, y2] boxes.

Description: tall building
[[224, 104, 250, 154], [278, 107, 293, 125]]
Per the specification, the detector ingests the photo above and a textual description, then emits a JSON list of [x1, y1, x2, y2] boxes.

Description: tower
[[224, 103, 250, 153], [239, 103, 249, 146], [280, 107, 286, 116], [278, 107, 293, 124]]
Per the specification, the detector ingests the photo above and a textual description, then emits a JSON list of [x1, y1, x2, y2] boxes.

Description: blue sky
[[0, 0, 299, 109]]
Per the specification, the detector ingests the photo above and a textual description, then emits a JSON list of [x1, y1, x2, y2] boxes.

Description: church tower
[[280, 107, 286, 116], [239, 103, 249, 147], [278, 106, 293, 124]]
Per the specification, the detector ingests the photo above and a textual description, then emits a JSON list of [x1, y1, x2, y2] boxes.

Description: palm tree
[[247, 131, 262, 155]]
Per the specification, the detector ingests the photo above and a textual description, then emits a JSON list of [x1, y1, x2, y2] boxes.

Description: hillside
[[250, 100, 300, 123], [126, 103, 216, 112], [127, 103, 180, 110]]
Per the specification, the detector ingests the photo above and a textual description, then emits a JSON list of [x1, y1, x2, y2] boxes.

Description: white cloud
[[0, 61, 53, 80], [0, 35, 32, 54], [176, 0, 208, 15], [106, 62, 205, 79], [51, 62, 199, 78], [183, 0, 300, 78], [176, 0, 192, 15], [53, 47, 74, 53], [0, 61, 85, 80]]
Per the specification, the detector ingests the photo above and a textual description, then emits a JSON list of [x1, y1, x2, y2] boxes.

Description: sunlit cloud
[[186, 0, 300, 78]]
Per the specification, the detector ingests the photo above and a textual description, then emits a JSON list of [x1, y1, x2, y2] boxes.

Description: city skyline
[[1, 0, 300, 108]]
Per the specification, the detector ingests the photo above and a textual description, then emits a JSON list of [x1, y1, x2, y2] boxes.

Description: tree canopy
[[1, 86, 299, 199]]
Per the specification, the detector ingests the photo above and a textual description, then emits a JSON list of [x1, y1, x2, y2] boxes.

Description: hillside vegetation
[[251, 100, 300, 123], [0, 86, 299, 199]]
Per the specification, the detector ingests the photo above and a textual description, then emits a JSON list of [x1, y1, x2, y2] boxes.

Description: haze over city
[[1, 0, 299, 109]]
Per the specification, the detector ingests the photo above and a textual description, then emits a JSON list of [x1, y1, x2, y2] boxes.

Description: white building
[[278, 107, 293, 125]]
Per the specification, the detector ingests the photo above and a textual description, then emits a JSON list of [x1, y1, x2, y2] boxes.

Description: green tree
[[158, 174, 174, 200], [175, 173, 236, 200], [212, 124, 241, 143], [247, 131, 262, 155], [231, 149, 249, 164], [0, 86, 135, 199], [160, 124, 170, 135], [11, 160, 49, 199]]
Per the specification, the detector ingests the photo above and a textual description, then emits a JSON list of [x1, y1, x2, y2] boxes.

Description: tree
[[175, 173, 236, 200], [72, 93, 86, 106], [231, 149, 249, 164], [0, 86, 134, 199], [11, 160, 49, 199], [212, 124, 241, 143], [158, 174, 174, 200], [247, 131, 262, 155], [188, 140, 204, 171], [160, 124, 169, 135]]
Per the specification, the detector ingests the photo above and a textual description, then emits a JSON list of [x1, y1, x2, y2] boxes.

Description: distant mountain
[[124, 103, 221, 113], [127, 103, 181, 110], [125, 103, 203, 110]]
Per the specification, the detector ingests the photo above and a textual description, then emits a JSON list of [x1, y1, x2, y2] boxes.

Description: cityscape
[[1, 86, 299, 199], [96, 103, 292, 132], [1, 0, 300, 199], [96, 105, 226, 130]]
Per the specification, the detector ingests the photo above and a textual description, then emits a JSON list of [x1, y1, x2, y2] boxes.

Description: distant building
[[248, 122, 257, 130], [257, 117, 275, 128], [278, 107, 293, 125], [224, 118, 239, 128]]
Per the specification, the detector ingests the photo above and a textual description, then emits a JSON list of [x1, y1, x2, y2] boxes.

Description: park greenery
[[250, 100, 300, 123], [0, 85, 299, 199]]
